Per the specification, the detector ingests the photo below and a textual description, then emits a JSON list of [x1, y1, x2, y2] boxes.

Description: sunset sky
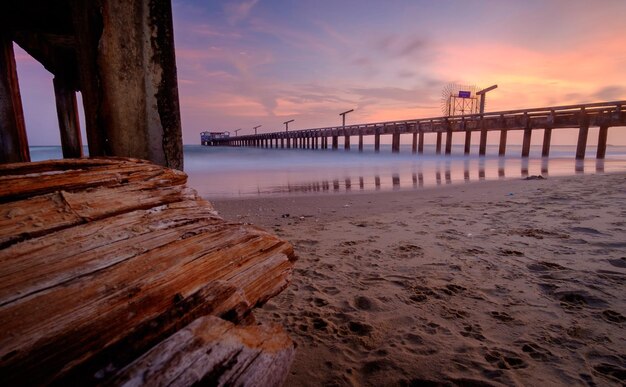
[[14, 0, 626, 145]]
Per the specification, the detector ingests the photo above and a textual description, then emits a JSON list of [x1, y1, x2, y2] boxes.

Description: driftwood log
[[0, 158, 296, 385]]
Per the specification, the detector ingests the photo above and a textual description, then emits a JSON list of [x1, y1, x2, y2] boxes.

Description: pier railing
[[207, 100, 626, 159]]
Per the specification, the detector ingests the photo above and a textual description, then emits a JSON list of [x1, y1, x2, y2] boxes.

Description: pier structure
[[211, 101, 625, 159], [0, 0, 183, 169]]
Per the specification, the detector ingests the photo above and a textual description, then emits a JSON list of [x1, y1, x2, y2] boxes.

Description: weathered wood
[[0, 158, 295, 385], [479, 126, 487, 156], [0, 33, 30, 163], [374, 131, 380, 152], [344, 135, 350, 150], [596, 125, 608, 159], [412, 132, 417, 153], [53, 76, 83, 158], [332, 135, 338, 149], [112, 315, 295, 387], [359, 134, 363, 151]]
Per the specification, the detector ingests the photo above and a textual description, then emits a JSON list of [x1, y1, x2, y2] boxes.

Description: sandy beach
[[213, 173, 626, 386]]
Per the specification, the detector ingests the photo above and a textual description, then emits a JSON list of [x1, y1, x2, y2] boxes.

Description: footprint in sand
[[484, 349, 528, 369], [607, 257, 626, 268], [460, 324, 486, 341], [519, 341, 553, 362], [498, 248, 524, 257], [489, 311, 515, 323], [593, 363, 626, 384], [527, 261, 568, 272], [600, 309, 626, 324]]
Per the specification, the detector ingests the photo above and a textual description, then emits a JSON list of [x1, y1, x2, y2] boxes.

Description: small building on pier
[[201, 131, 230, 146]]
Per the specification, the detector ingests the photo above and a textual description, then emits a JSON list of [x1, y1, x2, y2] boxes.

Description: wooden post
[[412, 132, 417, 153], [71, 0, 183, 169], [445, 128, 452, 155], [596, 125, 608, 159], [392, 132, 400, 153], [436, 132, 442, 154], [0, 34, 30, 163], [374, 131, 380, 152], [358, 134, 363, 151], [498, 129, 507, 156], [542, 128, 552, 157], [479, 128, 487, 156], [464, 130, 471, 155], [418, 132, 424, 153], [344, 134, 350, 150], [521, 128, 532, 157], [332, 135, 338, 149], [576, 122, 589, 160]]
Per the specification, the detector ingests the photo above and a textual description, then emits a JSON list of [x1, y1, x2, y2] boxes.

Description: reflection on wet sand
[[267, 157, 612, 195]]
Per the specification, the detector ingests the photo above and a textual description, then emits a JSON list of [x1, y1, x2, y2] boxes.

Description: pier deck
[[0, 158, 296, 385], [210, 100, 626, 159]]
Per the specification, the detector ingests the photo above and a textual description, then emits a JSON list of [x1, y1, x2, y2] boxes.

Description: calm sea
[[29, 145, 626, 199]]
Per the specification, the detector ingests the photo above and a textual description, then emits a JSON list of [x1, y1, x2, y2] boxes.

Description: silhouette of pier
[[206, 100, 626, 159]]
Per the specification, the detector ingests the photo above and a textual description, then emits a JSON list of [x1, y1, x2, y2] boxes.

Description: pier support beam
[[498, 129, 507, 156], [359, 134, 363, 151], [597, 125, 608, 159], [445, 129, 452, 155], [0, 34, 30, 163], [479, 128, 487, 156], [345, 134, 350, 150], [392, 132, 400, 153], [542, 128, 552, 157], [576, 123, 589, 160], [521, 128, 532, 157], [412, 132, 418, 153], [374, 132, 380, 152], [418, 132, 424, 153], [332, 135, 338, 149], [53, 77, 83, 158], [464, 130, 471, 155], [436, 132, 442, 154]]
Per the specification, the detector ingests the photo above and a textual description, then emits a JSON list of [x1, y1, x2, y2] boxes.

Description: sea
[[29, 144, 626, 199]]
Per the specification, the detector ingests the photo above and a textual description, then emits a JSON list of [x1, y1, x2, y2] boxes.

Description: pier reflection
[[191, 155, 626, 198]]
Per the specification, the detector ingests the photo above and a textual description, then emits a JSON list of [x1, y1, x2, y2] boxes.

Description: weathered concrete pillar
[[576, 123, 589, 160], [332, 135, 338, 149], [72, 0, 183, 169], [596, 125, 608, 159], [436, 132, 442, 154], [498, 129, 507, 156], [445, 129, 452, 155], [0, 34, 30, 163], [542, 128, 552, 157], [374, 131, 380, 152], [344, 134, 350, 150], [464, 130, 471, 155], [392, 132, 400, 153], [412, 132, 417, 153], [418, 132, 424, 153], [479, 128, 487, 156], [359, 134, 363, 151], [521, 128, 532, 157]]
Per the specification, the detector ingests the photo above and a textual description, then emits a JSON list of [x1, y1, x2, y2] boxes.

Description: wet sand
[[213, 173, 626, 386]]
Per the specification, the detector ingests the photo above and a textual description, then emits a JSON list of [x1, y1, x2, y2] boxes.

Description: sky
[[14, 0, 626, 145]]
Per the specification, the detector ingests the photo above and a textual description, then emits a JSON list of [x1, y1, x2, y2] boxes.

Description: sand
[[213, 173, 626, 386]]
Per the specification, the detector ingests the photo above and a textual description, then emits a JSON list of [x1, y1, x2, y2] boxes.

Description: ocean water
[[29, 144, 626, 199]]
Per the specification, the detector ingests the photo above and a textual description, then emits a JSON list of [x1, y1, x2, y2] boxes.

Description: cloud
[[593, 86, 626, 101], [223, 0, 259, 24]]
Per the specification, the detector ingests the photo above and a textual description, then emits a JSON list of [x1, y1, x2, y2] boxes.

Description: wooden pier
[[209, 101, 626, 159]]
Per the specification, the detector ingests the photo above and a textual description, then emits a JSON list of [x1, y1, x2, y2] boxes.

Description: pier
[[207, 100, 626, 160]]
